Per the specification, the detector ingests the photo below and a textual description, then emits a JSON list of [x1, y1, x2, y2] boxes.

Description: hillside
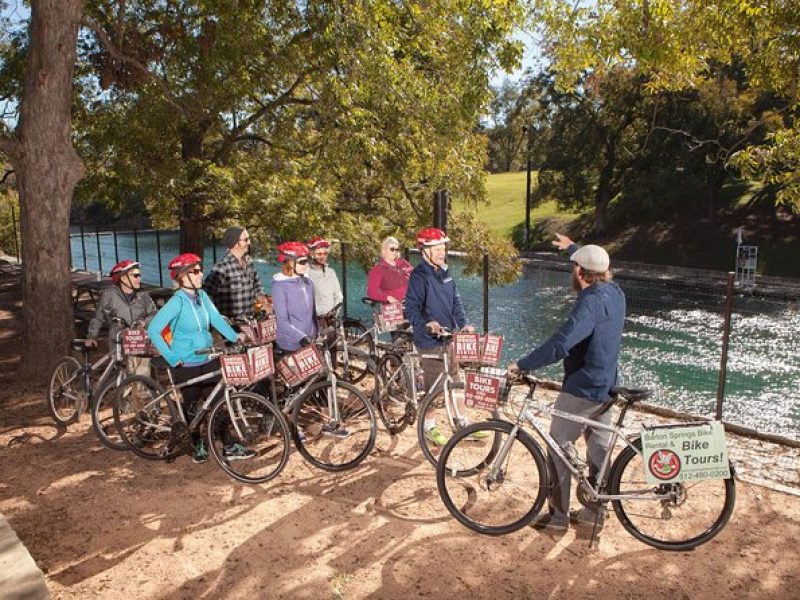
[[459, 172, 800, 278]]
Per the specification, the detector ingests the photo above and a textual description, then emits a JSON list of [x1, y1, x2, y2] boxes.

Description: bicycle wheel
[[113, 375, 177, 461], [416, 381, 501, 469], [292, 380, 377, 471], [373, 353, 413, 434], [608, 438, 736, 551], [91, 379, 127, 450], [437, 421, 548, 535], [207, 391, 291, 484], [47, 356, 87, 425], [332, 344, 375, 386]]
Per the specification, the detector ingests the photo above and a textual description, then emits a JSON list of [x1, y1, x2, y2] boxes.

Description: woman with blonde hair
[[366, 236, 412, 303]]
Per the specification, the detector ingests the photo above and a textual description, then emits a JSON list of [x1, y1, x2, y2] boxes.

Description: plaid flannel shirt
[[203, 252, 264, 320]]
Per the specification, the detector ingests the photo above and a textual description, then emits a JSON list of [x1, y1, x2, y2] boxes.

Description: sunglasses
[[240, 237, 250, 243], [188, 267, 203, 275], [129, 273, 142, 279], [296, 258, 309, 265], [388, 247, 400, 253]]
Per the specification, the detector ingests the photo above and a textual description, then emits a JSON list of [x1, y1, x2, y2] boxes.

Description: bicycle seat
[[362, 297, 380, 307], [609, 387, 652, 402], [71, 339, 89, 351]]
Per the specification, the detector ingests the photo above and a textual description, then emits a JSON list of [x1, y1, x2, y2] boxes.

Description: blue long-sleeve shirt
[[147, 289, 238, 367], [517, 268, 626, 402], [404, 260, 467, 349]]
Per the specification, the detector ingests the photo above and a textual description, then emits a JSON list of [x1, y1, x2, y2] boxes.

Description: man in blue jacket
[[509, 234, 626, 531], [405, 227, 480, 446]]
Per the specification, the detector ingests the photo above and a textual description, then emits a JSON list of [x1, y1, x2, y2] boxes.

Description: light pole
[[522, 124, 533, 249]]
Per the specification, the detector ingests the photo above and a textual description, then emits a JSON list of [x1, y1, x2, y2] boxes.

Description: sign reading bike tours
[[464, 372, 505, 411], [277, 344, 324, 387], [258, 315, 278, 343], [220, 345, 275, 385], [121, 328, 150, 356], [377, 302, 405, 332], [481, 334, 503, 365], [640, 421, 730, 484]]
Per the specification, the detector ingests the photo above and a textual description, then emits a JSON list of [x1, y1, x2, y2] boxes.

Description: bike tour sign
[[376, 302, 405, 332], [640, 421, 730, 484]]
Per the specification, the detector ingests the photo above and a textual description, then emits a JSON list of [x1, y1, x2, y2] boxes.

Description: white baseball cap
[[570, 245, 610, 273]]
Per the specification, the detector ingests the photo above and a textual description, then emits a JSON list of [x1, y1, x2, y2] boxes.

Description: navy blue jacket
[[517, 271, 626, 402], [404, 260, 467, 349]]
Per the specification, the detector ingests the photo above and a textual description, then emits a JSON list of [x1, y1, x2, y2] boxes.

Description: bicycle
[[436, 372, 736, 551], [48, 320, 130, 442], [272, 328, 378, 472], [112, 344, 291, 484], [372, 327, 500, 468], [319, 302, 377, 386]]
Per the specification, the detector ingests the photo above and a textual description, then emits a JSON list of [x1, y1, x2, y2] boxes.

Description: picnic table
[[71, 270, 174, 324]]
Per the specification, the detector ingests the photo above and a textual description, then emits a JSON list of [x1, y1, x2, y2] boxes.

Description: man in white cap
[[508, 233, 626, 532]]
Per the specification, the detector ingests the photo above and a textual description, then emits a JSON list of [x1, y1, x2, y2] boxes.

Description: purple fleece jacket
[[271, 273, 318, 351]]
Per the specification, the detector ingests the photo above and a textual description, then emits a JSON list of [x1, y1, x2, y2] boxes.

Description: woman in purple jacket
[[272, 241, 318, 351], [366, 236, 413, 303]]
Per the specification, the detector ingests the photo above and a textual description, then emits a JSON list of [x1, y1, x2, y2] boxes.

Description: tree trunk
[[0, 0, 86, 381], [594, 159, 615, 235], [178, 132, 207, 256]]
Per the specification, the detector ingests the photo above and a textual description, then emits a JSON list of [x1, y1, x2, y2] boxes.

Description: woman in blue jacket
[[147, 252, 247, 462]]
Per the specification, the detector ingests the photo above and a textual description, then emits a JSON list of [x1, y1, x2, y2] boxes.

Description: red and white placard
[[480, 334, 504, 365], [220, 354, 252, 385], [453, 332, 481, 363], [257, 315, 278, 343], [277, 344, 324, 387], [248, 345, 274, 381], [464, 371, 504, 411], [121, 328, 150, 356], [239, 324, 259, 345], [376, 302, 405, 332]]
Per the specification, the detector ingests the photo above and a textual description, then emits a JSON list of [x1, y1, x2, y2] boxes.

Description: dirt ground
[[1, 273, 799, 599]]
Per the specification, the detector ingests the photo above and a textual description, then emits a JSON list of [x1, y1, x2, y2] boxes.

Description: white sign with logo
[[640, 421, 730, 484]]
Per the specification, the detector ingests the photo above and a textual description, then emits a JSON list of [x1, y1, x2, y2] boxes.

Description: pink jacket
[[366, 258, 413, 302]]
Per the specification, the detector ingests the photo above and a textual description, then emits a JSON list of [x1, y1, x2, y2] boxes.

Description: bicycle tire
[[292, 380, 377, 471], [373, 352, 413, 435], [207, 391, 291, 484], [91, 379, 127, 451], [416, 381, 502, 470], [437, 421, 549, 535], [113, 375, 177, 461], [332, 344, 375, 386], [47, 356, 86, 425], [608, 437, 736, 551]]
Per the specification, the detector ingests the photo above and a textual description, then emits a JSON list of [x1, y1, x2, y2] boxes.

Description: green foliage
[[74, 0, 524, 282], [0, 181, 19, 257], [529, 0, 800, 209]]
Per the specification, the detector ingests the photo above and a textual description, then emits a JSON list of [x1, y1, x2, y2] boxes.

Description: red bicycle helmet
[[168, 253, 202, 280], [307, 236, 331, 250], [276, 241, 310, 262], [416, 227, 450, 248], [109, 260, 140, 282]]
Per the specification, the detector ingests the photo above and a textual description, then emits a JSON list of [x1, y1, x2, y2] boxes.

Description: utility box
[[735, 245, 757, 287]]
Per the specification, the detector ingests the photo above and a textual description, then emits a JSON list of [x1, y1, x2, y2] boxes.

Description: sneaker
[[322, 423, 349, 439], [296, 427, 307, 443], [531, 513, 569, 532], [223, 443, 256, 461], [192, 440, 208, 464], [569, 507, 606, 527], [458, 418, 490, 440], [424, 426, 448, 447]]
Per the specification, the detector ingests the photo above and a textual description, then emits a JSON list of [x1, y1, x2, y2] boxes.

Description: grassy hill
[[458, 172, 800, 278]]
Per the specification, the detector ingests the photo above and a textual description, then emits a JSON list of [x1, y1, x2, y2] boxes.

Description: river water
[[71, 230, 800, 438]]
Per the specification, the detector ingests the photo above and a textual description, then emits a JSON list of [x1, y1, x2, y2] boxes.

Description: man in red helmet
[[405, 228, 481, 446], [204, 225, 269, 322], [85, 260, 157, 375], [306, 236, 343, 316]]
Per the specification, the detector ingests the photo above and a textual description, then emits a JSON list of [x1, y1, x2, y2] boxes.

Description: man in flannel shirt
[[203, 226, 269, 322]]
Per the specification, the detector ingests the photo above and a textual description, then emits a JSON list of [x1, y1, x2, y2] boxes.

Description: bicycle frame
[[499, 392, 645, 505]]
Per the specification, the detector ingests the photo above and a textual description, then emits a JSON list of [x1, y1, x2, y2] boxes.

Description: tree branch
[[82, 16, 185, 114]]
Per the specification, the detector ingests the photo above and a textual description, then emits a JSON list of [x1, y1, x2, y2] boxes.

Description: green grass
[[453, 171, 579, 236]]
